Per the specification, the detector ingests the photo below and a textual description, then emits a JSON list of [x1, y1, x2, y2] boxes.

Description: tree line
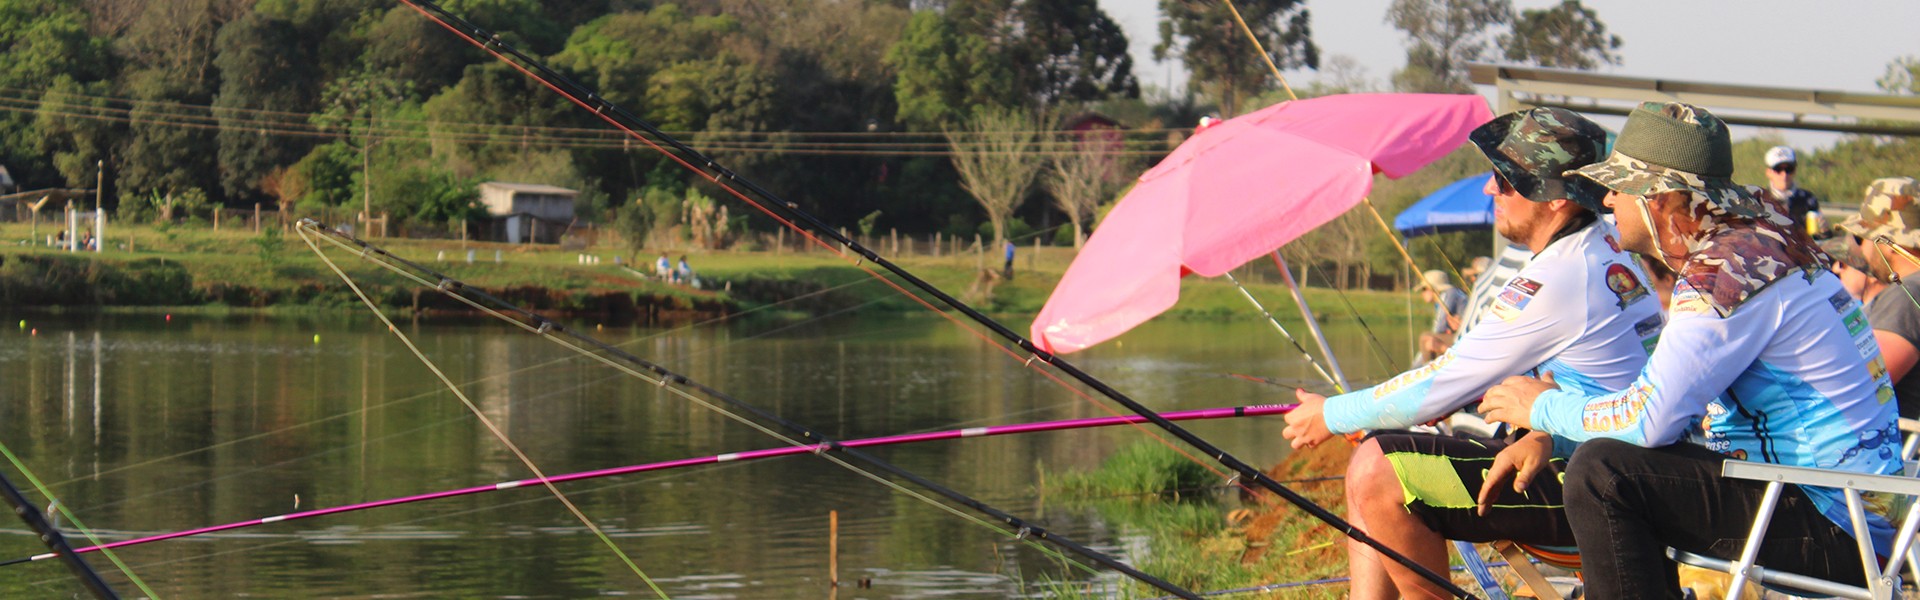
[[26, 0, 1906, 288]]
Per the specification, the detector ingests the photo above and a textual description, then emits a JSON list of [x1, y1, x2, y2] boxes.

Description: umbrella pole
[[1268, 251, 1351, 391], [1223, 270, 1346, 393]]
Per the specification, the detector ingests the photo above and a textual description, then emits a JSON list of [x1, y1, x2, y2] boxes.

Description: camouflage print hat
[[1468, 107, 1611, 213], [1840, 177, 1920, 248], [1566, 102, 1768, 219], [1818, 229, 1868, 271]]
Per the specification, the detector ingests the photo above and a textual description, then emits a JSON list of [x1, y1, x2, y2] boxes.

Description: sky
[[1100, 0, 1920, 148]]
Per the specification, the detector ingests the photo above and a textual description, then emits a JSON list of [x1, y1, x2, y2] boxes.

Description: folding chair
[[1671, 418, 1920, 599]]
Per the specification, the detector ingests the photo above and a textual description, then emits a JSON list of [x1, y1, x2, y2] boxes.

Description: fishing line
[[300, 228, 669, 597], [0, 441, 156, 597], [298, 223, 1184, 595], [398, 0, 1290, 522], [1218, 0, 1470, 594], [1, 404, 1293, 565], [41, 272, 886, 492], [393, 2, 1463, 595]]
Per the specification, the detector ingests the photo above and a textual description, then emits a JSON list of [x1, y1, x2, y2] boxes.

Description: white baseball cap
[[1764, 146, 1796, 168]]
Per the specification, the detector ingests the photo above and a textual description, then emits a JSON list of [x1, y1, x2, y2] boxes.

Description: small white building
[[477, 181, 576, 244]]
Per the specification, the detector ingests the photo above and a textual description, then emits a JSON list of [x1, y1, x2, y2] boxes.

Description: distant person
[[676, 255, 693, 286], [1461, 255, 1491, 285], [1844, 177, 1920, 418], [1417, 270, 1467, 362], [1002, 239, 1016, 280], [1764, 145, 1823, 235], [656, 254, 671, 280]]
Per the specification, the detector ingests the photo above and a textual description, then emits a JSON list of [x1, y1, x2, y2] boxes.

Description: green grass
[[0, 220, 1422, 327]]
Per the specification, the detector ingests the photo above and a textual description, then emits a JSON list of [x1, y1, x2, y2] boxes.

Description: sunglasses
[[1771, 163, 1797, 174]]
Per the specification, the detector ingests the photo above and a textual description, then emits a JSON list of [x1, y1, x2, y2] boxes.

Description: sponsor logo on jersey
[[1605, 263, 1649, 308], [1604, 234, 1621, 253], [1582, 383, 1651, 433], [1845, 308, 1869, 337], [1672, 280, 1713, 315], [1633, 314, 1664, 338], [1507, 277, 1543, 295], [1371, 353, 1454, 399], [1830, 291, 1854, 312], [1490, 288, 1532, 321]]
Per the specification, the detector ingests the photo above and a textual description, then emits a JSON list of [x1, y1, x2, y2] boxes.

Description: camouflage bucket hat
[[1818, 230, 1868, 271], [1469, 107, 1611, 213], [1567, 102, 1767, 219], [1840, 177, 1920, 247]]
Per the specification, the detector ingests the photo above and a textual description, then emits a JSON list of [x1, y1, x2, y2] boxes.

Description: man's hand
[[1476, 431, 1554, 516], [1282, 389, 1333, 449], [1482, 371, 1558, 430]]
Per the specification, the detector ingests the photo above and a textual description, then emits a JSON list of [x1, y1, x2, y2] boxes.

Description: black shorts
[[1369, 431, 1578, 547]]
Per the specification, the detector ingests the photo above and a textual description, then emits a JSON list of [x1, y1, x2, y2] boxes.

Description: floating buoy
[[15, 320, 23, 329], [165, 314, 172, 322], [313, 334, 321, 344], [29, 329, 36, 336]]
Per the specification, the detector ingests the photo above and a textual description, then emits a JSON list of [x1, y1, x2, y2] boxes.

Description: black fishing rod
[[0, 471, 117, 599], [395, 2, 1475, 596], [295, 222, 1198, 599]]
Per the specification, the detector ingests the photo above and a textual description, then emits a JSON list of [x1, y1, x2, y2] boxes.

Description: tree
[[0, 0, 114, 190], [34, 76, 121, 189], [886, 10, 1019, 129], [1046, 127, 1122, 248], [213, 9, 319, 201], [1386, 0, 1511, 93], [1011, 0, 1139, 107], [947, 107, 1049, 246], [1154, 0, 1317, 116], [1499, 0, 1620, 70], [1880, 56, 1920, 95]]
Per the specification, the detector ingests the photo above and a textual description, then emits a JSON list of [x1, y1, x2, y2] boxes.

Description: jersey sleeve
[[1529, 302, 1763, 446], [1324, 275, 1581, 434]]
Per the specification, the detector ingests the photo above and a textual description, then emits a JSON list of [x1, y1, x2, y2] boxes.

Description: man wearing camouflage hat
[[1282, 106, 1663, 599], [1483, 102, 1898, 598], [1846, 177, 1920, 418]]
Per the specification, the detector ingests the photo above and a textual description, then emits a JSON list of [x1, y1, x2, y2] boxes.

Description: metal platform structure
[[1469, 63, 1920, 136]]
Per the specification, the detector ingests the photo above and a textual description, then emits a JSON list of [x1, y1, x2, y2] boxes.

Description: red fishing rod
[[0, 404, 1294, 568], [392, 2, 1475, 597]]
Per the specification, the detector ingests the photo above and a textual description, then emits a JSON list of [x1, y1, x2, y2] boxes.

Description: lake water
[[0, 308, 1412, 598]]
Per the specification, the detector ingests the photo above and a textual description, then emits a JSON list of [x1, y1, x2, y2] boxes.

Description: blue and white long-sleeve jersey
[[1530, 271, 1902, 554], [1325, 221, 1663, 436]]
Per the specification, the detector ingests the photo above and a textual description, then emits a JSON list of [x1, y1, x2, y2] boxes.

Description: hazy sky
[[1101, 0, 1920, 148]]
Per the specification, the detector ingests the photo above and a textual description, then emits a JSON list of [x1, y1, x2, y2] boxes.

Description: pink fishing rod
[[1, 403, 1294, 567]]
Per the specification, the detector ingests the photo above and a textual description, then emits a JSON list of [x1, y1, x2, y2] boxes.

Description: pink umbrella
[[1032, 93, 1492, 354]]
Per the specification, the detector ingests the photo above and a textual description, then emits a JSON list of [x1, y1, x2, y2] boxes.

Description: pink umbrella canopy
[[1031, 93, 1493, 354]]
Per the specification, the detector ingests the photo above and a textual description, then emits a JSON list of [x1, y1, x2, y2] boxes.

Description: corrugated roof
[[479, 181, 578, 195]]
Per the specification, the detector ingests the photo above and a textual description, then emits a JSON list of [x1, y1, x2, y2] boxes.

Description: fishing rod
[[0, 470, 118, 598], [295, 223, 1198, 599], [394, 3, 1471, 596], [0, 403, 1294, 568]]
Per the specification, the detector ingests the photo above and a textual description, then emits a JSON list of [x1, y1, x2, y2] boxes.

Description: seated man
[[1846, 177, 1920, 418], [1282, 107, 1663, 599], [1483, 102, 1899, 598]]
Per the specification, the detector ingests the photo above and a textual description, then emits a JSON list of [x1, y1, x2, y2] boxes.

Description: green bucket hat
[[1840, 177, 1920, 248], [1567, 102, 1766, 218], [1469, 107, 1611, 213]]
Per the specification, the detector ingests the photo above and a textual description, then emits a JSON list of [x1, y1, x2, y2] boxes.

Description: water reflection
[[0, 311, 1408, 597]]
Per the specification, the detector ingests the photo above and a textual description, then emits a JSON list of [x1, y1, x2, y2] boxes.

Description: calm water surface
[[0, 309, 1411, 598]]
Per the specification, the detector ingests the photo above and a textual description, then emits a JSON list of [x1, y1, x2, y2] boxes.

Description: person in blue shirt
[[1483, 102, 1897, 598], [1003, 239, 1016, 280], [1284, 107, 1657, 599]]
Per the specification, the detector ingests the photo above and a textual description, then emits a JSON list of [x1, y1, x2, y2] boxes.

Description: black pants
[[1564, 439, 1869, 599]]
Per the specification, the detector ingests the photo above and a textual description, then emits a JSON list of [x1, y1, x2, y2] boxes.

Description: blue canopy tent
[[1393, 172, 1494, 238]]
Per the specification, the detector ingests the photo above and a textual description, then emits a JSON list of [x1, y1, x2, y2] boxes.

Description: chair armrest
[[1721, 460, 1920, 496]]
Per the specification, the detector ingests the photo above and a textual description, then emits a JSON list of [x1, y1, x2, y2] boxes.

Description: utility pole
[[94, 160, 103, 212]]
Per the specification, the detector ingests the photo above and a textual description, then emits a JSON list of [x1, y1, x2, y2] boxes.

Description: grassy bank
[[1040, 442, 1362, 598], [0, 222, 1422, 326]]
